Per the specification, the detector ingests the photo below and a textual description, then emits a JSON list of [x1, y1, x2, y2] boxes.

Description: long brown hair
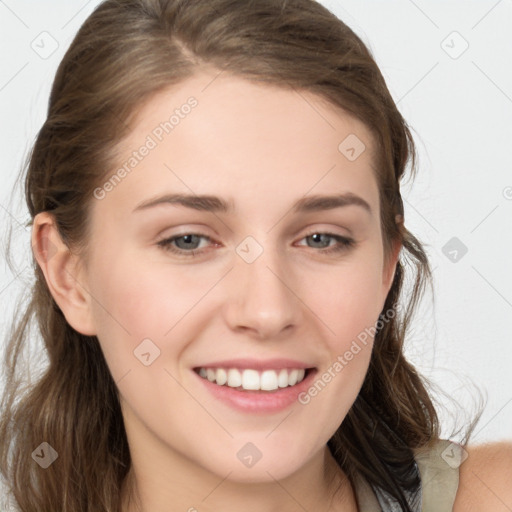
[[0, 1, 484, 510]]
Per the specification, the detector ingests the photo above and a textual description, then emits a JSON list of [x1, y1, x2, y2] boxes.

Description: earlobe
[[31, 212, 97, 336]]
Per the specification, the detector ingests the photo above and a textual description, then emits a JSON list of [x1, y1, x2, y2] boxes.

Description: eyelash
[[156, 231, 355, 257]]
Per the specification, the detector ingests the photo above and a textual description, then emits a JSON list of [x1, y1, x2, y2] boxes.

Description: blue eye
[[157, 234, 210, 255], [300, 232, 355, 253], [157, 232, 355, 257]]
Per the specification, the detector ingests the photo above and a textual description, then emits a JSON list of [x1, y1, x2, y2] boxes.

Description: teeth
[[277, 369, 289, 388], [197, 367, 307, 391], [261, 370, 278, 391], [216, 368, 227, 385], [227, 368, 242, 388], [288, 369, 299, 386], [242, 369, 260, 390]]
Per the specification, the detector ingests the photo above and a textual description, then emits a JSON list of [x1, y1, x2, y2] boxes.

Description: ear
[[382, 230, 402, 297], [31, 212, 97, 336]]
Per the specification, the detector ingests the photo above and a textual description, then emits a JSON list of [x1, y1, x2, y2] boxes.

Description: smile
[[195, 367, 312, 392]]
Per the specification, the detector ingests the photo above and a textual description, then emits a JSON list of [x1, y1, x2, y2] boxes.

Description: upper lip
[[193, 358, 316, 371]]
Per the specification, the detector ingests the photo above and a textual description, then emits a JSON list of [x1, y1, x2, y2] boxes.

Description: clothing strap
[[353, 439, 461, 511]]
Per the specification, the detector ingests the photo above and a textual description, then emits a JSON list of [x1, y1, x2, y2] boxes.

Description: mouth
[[193, 366, 316, 393]]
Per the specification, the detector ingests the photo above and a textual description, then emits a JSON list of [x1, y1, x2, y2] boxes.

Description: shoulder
[[453, 440, 512, 512]]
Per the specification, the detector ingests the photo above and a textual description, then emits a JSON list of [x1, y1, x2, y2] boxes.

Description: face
[[73, 70, 398, 484]]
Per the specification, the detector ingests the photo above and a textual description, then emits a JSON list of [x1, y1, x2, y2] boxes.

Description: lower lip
[[193, 369, 317, 413]]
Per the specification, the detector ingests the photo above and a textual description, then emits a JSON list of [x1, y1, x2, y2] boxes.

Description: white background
[[1, 0, 511, 445]]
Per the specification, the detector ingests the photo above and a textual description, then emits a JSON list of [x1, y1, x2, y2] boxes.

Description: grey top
[[353, 439, 461, 511]]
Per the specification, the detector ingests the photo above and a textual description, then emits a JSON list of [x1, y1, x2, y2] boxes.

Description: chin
[[200, 447, 309, 484]]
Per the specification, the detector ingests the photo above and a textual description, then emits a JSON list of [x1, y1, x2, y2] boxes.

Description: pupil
[[311, 233, 327, 247], [178, 234, 198, 249]]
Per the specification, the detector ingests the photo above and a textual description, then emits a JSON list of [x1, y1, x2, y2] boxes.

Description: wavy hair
[[0, 1, 483, 510]]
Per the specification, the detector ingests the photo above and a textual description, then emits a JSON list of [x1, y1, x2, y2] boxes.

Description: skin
[[453, 442, 512, 512], [33, 69, 407, 511]]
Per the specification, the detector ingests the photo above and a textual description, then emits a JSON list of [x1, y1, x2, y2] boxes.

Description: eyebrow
[[132, 192, 372, 216]]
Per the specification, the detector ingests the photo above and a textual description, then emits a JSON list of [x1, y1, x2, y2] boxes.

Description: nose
[[223, 241, 302, 339]]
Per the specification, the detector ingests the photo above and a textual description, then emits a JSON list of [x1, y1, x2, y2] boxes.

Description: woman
[[1, 0, 511, 511]]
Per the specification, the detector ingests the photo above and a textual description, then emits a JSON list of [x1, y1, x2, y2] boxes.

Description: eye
[[157, 231, 355, 257], [297, 231, 355, 254], [157, 233, 213, 256]]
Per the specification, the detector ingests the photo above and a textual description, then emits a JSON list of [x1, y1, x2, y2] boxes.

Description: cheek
[[296, 265, 381, 436], [301, 253, 384, 400], [312, 256, 386, 346], [87, 251, 192, 373]]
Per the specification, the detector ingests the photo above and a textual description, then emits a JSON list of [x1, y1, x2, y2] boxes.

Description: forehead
[[124, 69, 376, 157], [97, 70, 379, 218]]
